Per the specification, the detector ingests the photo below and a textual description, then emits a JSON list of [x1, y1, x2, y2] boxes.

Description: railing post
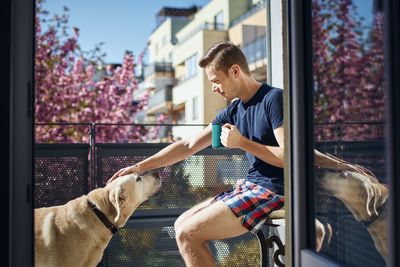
[[89, 122, 96, 191]]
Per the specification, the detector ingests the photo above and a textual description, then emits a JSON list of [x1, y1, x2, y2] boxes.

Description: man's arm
[[314, 149, 360, 170], [107, 124, 213, 183], [221, 124, 284, 168]]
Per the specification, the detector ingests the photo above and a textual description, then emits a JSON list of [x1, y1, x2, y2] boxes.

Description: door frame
[[384, 1, 400, 266], [9, 0, 35, 266]]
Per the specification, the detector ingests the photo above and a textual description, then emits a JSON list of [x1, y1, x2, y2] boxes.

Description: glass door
[[312, 1, 386, 266], [288, 0, 399, 266]]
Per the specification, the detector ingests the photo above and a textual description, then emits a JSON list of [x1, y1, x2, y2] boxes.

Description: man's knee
[[174, 214, 184, 230], [175, 221, 203, 245]]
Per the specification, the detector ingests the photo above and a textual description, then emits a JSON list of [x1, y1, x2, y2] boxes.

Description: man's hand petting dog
[[107, 164, 141, 184]]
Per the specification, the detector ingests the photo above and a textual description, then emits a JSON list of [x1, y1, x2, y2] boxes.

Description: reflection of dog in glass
[[319, 169, 389, 265]]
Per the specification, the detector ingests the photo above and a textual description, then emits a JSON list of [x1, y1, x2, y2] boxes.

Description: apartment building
[[228, 0, 268, 82], [135, 6, 198, 141], [140, 0, 268, 141]]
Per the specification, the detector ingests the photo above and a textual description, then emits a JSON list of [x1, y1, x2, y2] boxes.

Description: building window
[[185, 53, 198, 80], [192, 96, 199, 120], [177, 109, 185, 123], [173, 105, 185, 124], [214, 11, 224, 30]]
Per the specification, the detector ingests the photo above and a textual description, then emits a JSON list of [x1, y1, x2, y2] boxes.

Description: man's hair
[[198, 41, 251, 76]]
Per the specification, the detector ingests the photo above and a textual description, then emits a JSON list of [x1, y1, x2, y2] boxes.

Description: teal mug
[[212, 124, 225, 149]]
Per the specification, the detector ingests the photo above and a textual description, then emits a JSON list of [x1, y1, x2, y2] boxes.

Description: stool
[[255, 209, 285, 267]]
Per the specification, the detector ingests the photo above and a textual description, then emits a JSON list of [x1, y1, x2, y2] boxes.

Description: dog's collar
[[87, 199, 118, 235], [361, 200, 388, 227]]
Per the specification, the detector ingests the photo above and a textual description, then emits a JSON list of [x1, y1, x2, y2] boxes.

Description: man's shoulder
[[262, 85, 283, 101], [263, 83, 283, 94]]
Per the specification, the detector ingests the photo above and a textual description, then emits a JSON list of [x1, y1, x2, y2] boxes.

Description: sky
[[42, 0, 210, 64]]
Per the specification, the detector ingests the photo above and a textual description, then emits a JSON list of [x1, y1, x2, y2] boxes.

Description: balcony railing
[[33, 123, 263, 266], [243, 35, 267, 64], [230, 0, 266, 28], [34, 122, 385, 266], [177, 22, 226, 45], [148, 88, 173, 110], [144, 62, 174, 78]]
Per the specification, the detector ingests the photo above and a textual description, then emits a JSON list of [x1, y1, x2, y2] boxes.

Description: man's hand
[[106, 165, 140, 185], [220, 123, 245, 149]]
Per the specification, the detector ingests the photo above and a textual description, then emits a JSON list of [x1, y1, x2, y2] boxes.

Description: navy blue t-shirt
[[212, 83, 284, 195]]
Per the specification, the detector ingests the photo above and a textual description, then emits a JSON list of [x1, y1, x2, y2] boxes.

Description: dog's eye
[[136, 176, 142, 182]]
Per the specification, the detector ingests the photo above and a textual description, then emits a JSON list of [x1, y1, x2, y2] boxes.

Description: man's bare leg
[[175, 200, 248, 267], [174, 198, 215, 229]]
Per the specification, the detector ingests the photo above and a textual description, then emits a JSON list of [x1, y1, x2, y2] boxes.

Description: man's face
[[205, 65, 236, 101]]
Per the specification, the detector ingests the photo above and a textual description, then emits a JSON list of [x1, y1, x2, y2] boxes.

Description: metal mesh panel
[[34, 144, 89, 208], [315, 195, 386, 266], [99, 154, 147, 186], [100, 219, 260, 267], [96, 144, 259, 266], [96, 144, 251, 211], [315, 123, 384, 143], [316, 141, 385, 182]]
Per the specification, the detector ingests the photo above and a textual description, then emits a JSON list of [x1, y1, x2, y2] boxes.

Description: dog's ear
[[109, 184, 127, 222], [364, 181, 380, 216]]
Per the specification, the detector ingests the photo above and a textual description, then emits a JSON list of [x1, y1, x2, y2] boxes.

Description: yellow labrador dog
[[34, 173, 161, 267], [319, 170, 389, 265]]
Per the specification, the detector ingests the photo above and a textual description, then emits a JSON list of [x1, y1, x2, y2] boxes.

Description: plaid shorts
[[214, 179, 284, 233]]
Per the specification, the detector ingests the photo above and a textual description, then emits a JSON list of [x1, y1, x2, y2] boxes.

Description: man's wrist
[[133, 163, 143, 173], [238, 136, 249, 150]]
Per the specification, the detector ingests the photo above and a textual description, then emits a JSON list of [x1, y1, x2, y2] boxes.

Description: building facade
[[141, 0, 268, 141]]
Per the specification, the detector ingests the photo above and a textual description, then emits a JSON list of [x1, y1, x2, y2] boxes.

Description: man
[[108, 41, 337, 265], [108, 41, 284, 266]]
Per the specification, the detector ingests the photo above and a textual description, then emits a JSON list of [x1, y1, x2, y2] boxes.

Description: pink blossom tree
[[35, 0, 150, 143], [312, 0, 384, 141]]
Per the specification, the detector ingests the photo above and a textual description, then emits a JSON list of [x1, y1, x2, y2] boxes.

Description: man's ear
[[230, 64, 240, 77], [109, 184, 126, 222]]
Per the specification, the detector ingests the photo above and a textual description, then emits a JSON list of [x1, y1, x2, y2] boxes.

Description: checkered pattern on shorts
[[214, 179, 284, 233]]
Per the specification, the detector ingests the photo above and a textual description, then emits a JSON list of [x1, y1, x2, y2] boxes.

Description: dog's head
[[318, 170, 387, 221], [106, 173, 161, 225]]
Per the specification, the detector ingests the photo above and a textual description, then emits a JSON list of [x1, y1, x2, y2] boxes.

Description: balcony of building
[[229, 0, 266, 28], [144, 62, 174, 78], [243, 32, 267, 82], [146, 86, 173, 115], [177, 22, 226, 45]]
